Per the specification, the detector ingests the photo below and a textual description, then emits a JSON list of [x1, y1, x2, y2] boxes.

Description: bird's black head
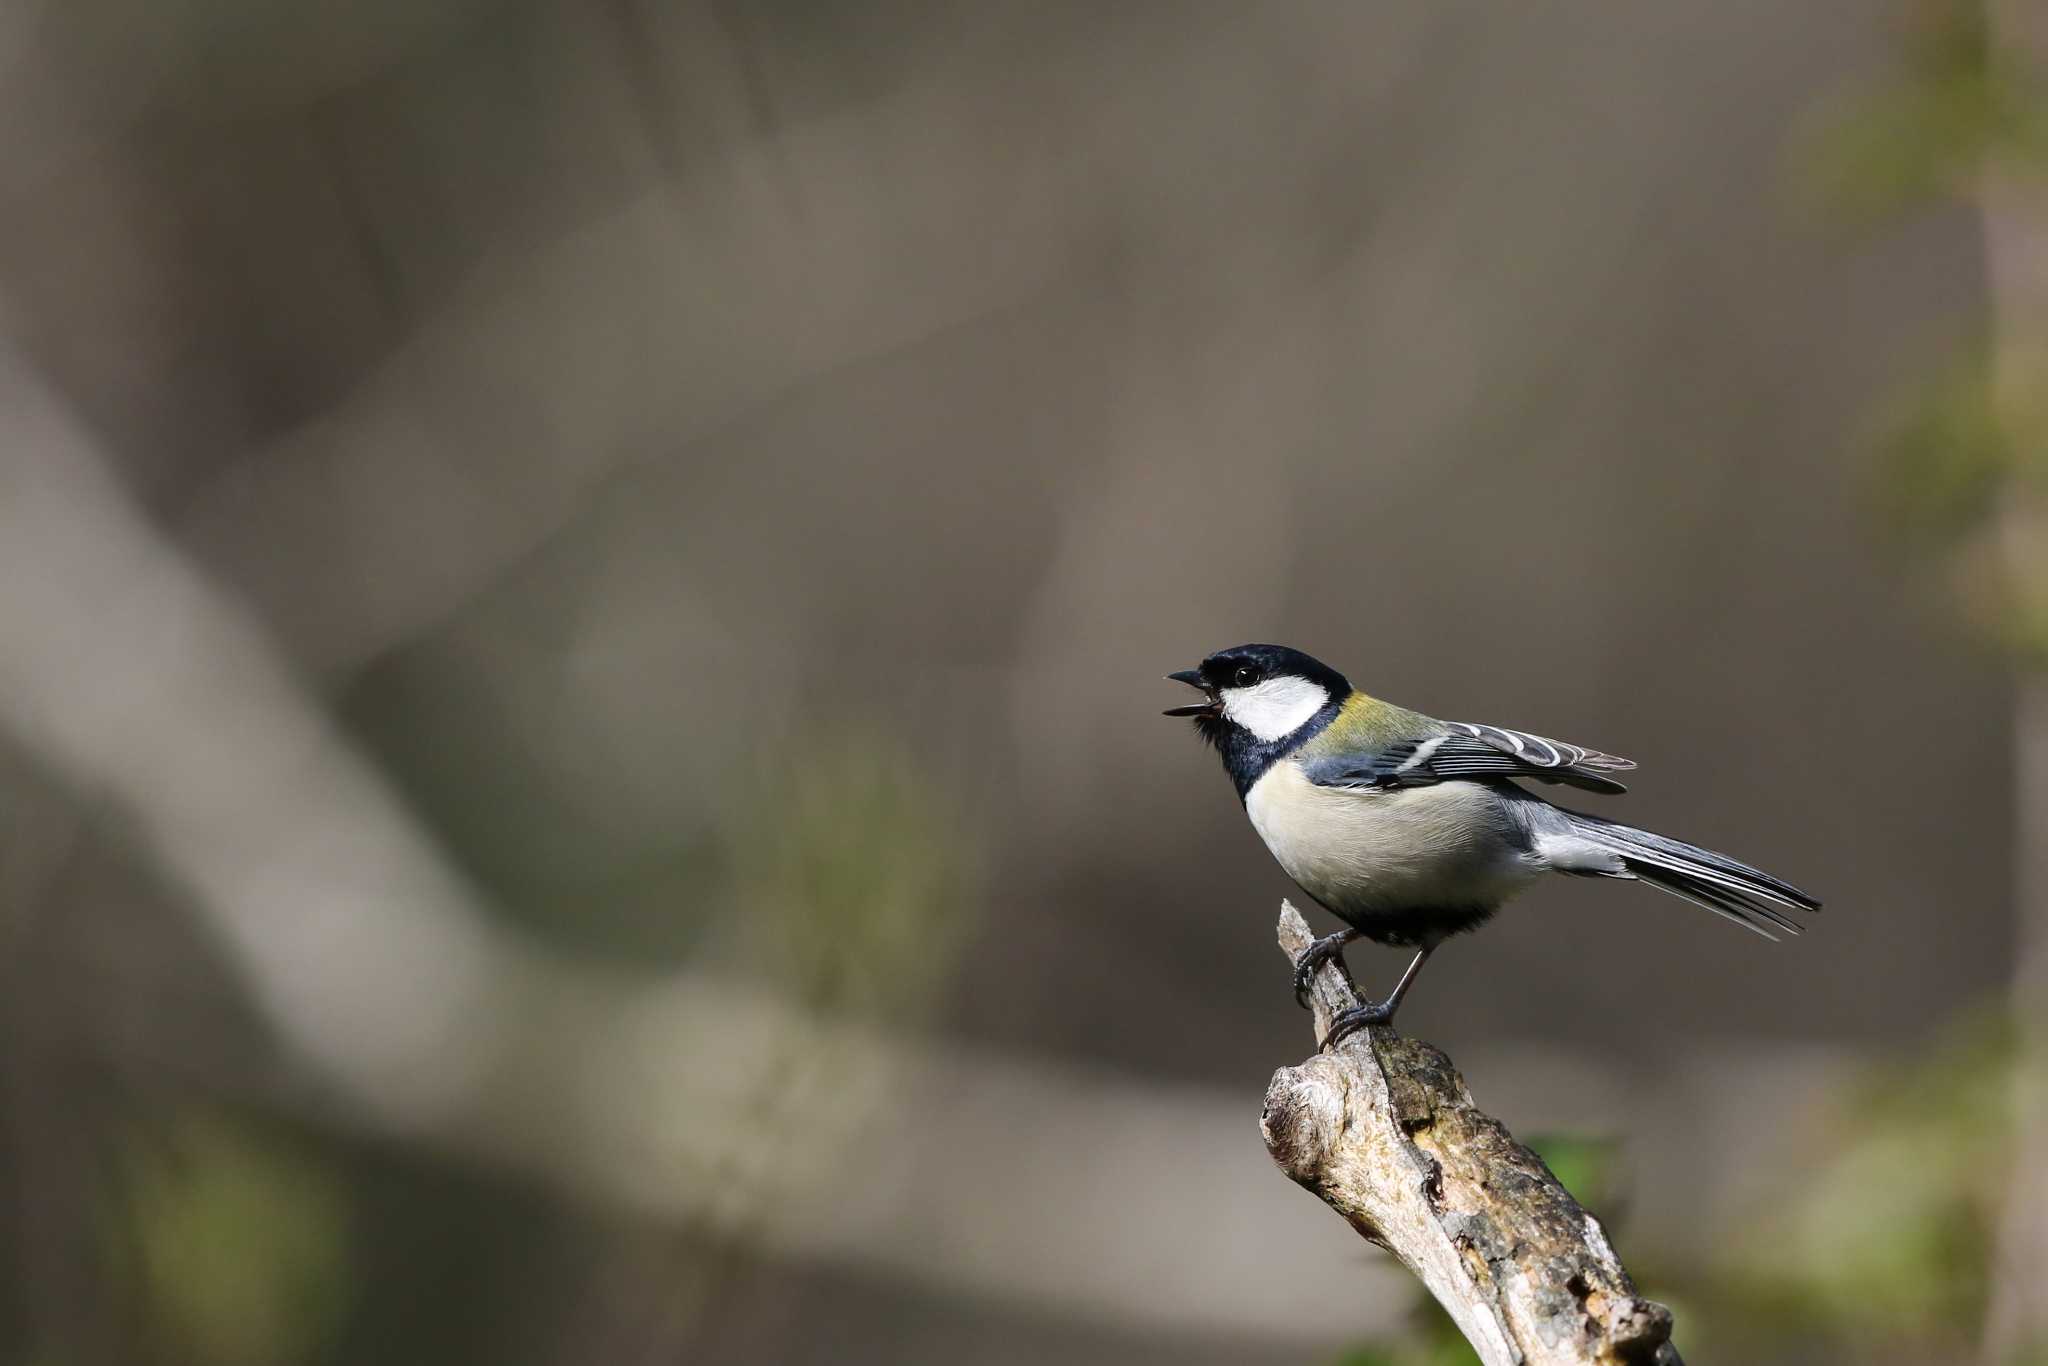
[[1164, 644, 1350, 794]]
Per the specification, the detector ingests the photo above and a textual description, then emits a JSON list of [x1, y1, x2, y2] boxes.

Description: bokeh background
[[0, 1, 2042, 1363]]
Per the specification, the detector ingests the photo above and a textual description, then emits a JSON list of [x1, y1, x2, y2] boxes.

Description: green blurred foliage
[[1796, 0, 2047, 228], [1717, 1013, 2014, 1354], [1872, 347, 2048, 662], [1872, 347, 2024, 556], [1329, 1306, 1479, 1366], [1524, 1131, 1627, 1220], [1808, 0, 2048, 667], [733, 727, 978, 1022], [94, 725, 977, 1366], [1752, 12, 2048, 1365], [117, 1112, 350, 1366]]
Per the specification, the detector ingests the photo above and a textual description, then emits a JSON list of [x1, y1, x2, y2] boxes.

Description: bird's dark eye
[[1232, 665, 1259, 687]]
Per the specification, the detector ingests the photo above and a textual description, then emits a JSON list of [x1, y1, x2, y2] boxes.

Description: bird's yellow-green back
[[1296, 691, 1444, 761]]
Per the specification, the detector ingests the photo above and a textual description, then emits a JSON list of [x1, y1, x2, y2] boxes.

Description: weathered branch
[[1261, 902, 1681, 1366]]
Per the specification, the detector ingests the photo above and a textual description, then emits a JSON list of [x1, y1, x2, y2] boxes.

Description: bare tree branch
[[1262, 902, 1682, 1366]]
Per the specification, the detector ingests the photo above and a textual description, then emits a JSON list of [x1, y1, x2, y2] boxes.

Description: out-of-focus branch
[[0, 352, 1417, 1347], [1262, 903, 1681, 1366]]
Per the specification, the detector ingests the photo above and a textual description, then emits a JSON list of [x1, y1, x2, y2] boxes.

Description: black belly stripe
[[1314, 903, 1499, 947]]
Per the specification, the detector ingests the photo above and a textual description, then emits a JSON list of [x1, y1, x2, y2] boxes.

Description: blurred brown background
[[0, 1, 2038, 1363]]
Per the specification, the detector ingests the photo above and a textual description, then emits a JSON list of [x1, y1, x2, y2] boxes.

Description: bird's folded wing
[[1305, 721, 1636, 795]]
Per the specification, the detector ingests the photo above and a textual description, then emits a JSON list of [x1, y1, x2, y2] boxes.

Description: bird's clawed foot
[[1318, 1000, 1395, 1052], [1313, 943, 1437, 1051], [1291, 928, 1363, 1008]]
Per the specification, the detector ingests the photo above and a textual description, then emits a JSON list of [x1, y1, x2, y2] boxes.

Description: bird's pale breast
[[1242, 759, 1539, 922]]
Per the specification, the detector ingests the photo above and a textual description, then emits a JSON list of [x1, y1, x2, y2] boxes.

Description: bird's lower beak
[[1162, 669, 1220, 717]]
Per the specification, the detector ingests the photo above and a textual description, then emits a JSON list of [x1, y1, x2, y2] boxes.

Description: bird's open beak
[[1162, 669, 1220, 717]]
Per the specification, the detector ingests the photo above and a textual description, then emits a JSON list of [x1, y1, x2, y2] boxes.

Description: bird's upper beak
[[1162, 668, 1220, 717]]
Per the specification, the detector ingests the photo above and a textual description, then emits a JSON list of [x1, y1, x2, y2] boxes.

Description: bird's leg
[[1291, 926, 1363, 1008], [1319, 943, 1437, 1051]]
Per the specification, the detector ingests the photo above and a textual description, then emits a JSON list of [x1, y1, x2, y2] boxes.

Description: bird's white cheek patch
[[1221, 677, 1329, 741]]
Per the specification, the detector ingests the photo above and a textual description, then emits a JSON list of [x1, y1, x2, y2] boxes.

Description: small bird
[[1165, 643, 1819, 1047]]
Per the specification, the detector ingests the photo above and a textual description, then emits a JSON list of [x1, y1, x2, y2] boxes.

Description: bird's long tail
[[1548, 807, 1822, 940]]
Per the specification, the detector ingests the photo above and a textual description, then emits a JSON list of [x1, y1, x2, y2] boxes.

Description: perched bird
[[1165, 643, 1819, 1047]]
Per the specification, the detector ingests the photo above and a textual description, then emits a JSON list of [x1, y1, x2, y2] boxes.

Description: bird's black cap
[[1174, 644, 1348, 701]]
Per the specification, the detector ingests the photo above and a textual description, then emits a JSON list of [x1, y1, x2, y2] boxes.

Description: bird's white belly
[[1243, 760, 1538, 918]]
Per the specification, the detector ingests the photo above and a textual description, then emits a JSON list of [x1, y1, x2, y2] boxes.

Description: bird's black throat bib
[[1196, 698, 1344, 800]]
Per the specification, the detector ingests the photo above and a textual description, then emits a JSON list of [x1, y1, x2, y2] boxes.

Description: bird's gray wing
[[1304, 721, 1636, 796]]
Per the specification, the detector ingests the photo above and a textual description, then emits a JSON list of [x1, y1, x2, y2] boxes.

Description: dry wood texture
[[1261, 902, 1681, 1366]]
